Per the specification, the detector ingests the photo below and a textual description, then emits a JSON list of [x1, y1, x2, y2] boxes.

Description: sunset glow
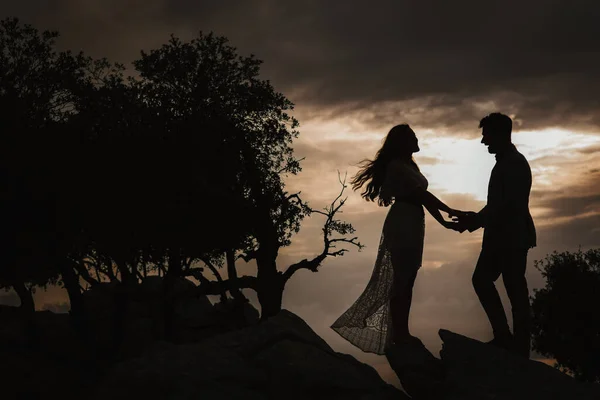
[[2, 1, 599, 389]]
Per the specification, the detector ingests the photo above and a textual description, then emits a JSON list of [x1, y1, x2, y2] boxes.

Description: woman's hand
[[447, 208, 469, 218], [442, 219, 465, 232]]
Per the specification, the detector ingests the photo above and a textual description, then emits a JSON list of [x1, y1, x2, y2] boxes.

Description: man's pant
[[472, 247, 531, 357]]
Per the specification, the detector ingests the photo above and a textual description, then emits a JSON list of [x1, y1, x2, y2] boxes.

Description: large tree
[[0, 20, 363, 337], [130, 32, 362, 318], [531, 248, 600, 382], [68, 61, 261, 341]]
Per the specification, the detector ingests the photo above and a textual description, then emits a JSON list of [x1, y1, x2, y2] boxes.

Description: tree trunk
[[13, 281, 34, 314], [109, 257, 133, 359], [13, 281, 38, 348], [257, 275, 284, 320], [73, 260, 99, 287], [256, 251, 284, 320], [60, 262, 88, 340], [115, 257, 135, 286], [111, 281, 127, 359], [104, 257, 117, 282], [164, 247, 182, 342], [226, 249, 247, 302]]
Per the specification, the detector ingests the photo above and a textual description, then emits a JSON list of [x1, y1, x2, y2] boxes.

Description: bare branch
[[286, 191, 300, 200], [310, 209, 329, 217], [283, 173, 363, 282]]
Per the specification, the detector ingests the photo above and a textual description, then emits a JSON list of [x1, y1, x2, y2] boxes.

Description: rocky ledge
[[2, 303, 599, 399], [386, 329, 600, 400], [92, 309, 404, 400]]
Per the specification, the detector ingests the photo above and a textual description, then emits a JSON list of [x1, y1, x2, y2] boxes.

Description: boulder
[[93, 310, 405, 400], [385, 338, 445, 399], [385, 328, 600, 399], [81, 277, 220, 356], [0, 306, 95, 400], [438, 329, 600, 400]]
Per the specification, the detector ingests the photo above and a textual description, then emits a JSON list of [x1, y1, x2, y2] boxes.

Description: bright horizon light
[[291, 122, 600, 204]]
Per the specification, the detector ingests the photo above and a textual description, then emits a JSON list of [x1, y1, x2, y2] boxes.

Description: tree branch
[[198, 257, 224, 283], [237, 249, 258, 263], [191, 275, 258, 297], [226, 249, 247, 302], [73, 259, 100, 287], [282, 172, 364, 282], [196, 257, 228, 302], [277, 157, 305, 174]]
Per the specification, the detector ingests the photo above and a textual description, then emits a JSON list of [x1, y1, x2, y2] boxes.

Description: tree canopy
[[0, 17, 362, 324], [531, 248, 600, 383]]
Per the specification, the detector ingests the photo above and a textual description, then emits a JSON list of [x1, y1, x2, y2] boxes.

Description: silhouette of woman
[[331, 124, 461, 354]]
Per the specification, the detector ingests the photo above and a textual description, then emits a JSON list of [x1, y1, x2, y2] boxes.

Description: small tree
[[531, 248, 600, 382]]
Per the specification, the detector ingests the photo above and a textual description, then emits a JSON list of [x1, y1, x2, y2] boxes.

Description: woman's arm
[[410, 188, 457, 215], [412, 188, 461, 229], [424, 200, 451, 227], [424, 190, 452, 214]]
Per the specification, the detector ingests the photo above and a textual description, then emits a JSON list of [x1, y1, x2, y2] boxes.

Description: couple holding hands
[[331, 113, 536, 359]]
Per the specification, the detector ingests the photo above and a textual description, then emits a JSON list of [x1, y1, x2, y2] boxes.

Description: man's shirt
[[475, 144, 537, 250]]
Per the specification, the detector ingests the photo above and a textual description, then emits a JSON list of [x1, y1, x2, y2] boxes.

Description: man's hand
[[442, 220, 466, 233], [452, 211, 479, 232]]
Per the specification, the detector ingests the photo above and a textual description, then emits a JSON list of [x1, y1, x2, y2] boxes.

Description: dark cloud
[[534, 193, 600, 218], [2, 1, 600, 132], [293, 140, 378, 171], [579, 145, 600, 154], [537, 213, 600, 252]]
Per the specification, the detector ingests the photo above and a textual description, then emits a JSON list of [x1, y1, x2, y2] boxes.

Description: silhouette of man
[[454, 113, 536, 358]]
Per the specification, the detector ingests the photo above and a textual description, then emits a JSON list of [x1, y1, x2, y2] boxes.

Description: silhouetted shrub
[[531, 248, 600, 382]]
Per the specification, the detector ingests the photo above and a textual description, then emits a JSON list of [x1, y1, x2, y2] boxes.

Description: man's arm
[[466, 207, 486, 232], [476, 158, 531, 228]]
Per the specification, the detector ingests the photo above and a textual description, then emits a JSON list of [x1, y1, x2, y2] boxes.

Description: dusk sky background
[[1, 0, 600, 386]]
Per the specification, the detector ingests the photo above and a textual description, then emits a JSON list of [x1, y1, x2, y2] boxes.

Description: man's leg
[[472, 248, 512, 342], [501, 248, 531, 358]]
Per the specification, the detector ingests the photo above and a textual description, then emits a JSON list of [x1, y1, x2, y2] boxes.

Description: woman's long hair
[[351, 124, 419, 206]]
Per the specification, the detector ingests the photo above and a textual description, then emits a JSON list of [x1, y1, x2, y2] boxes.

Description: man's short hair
[[479, 113, 512, 135]]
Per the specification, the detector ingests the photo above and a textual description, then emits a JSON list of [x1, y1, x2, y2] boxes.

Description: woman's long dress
[[331, 160, 429, 354]]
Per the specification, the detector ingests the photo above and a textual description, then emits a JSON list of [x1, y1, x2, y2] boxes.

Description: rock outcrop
[[386, 329, 600, 400], [438, 329, 600, 400], [3, 296, 599, 400], [82, 277, 259, 358], [385, 338, 446, 398], [93, 310, 405, 400]]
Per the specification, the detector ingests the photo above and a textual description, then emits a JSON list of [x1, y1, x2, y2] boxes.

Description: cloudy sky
[[2, 0, 600, 387]]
